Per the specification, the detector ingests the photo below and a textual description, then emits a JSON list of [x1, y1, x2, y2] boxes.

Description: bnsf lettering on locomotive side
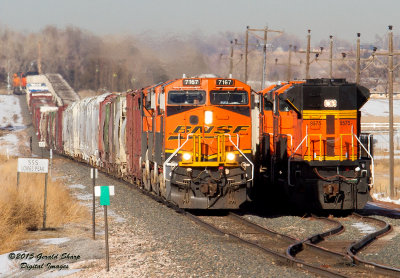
[[213, 126, 233, 134], [172, 125, 249, 135], [340, 120, 351, 125], [173, 126, 191, 133]]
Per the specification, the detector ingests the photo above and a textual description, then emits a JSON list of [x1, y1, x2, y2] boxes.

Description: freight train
[[35, 77, 254, 209], [255, 78, 374, 210], [30, 74, 373, 211]]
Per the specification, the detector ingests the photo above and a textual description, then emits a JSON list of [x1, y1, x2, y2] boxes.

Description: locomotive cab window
[[167, 90, 206, 105], [264, 99, 273, 111], [279, 100, 293, 112], [210, 90, 248, 105]]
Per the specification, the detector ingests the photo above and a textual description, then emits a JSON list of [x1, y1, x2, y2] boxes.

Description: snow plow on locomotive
[[256, 79, 374, 210]]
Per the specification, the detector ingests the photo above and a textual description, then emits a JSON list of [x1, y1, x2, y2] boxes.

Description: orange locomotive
[[12, 72, 27, 95], [257, 79, 373, 210], [138, 77, 254, 209]]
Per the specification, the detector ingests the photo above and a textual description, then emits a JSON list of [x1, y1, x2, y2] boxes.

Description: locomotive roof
[[279, 78, 370, 111]]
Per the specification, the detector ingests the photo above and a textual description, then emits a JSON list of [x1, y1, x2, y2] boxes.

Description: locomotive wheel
[[159, 173, 166, 198], [142, 168, 151, 191], [151, 170, 160, 195]]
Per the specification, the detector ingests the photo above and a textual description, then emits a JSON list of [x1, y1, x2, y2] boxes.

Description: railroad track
[[187, 212, 400, 277], [61, 154, 400, 277]]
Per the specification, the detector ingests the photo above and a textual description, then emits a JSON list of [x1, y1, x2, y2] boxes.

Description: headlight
[[182, 152, 192, 162], [324, 99, 337, 108], [226, 152, 236, 162], [205, 111, 213, 125]]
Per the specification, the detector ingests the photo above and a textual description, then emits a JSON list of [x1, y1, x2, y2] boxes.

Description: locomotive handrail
[[288, 126, 308, 187], [353, 133, 375, 187], [307, 134, 323, 161], [339, 133, 355, 161], [163, 133, 193, 182], [225, 133, 254, 182]]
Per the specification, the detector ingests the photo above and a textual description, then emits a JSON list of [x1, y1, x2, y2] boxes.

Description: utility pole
[[240, 26, 282, 89], [38, 42, 42, 74], [306, 30, 311, 79], [356, 33, 361, 83], [372, 25, 400, 198], [294, 30, 322, 79], [340, 33, 375, 84], [288, 44, 293, 80], [329, 35, 333, 78], [229, 40, 234, 77], [245, 26, 249, 83], [274, 45, 299, 81], [262, 28, 267, 89]]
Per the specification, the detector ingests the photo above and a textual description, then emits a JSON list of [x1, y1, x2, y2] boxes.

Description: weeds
[[0, 156, 87, 253]]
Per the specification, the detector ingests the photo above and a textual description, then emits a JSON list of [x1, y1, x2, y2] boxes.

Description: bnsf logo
[[173, 125, 249, 134], [168, 125, 249, 140]]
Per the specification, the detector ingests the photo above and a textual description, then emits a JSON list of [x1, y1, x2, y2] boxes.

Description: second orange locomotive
[[256, 78, 374, 210]]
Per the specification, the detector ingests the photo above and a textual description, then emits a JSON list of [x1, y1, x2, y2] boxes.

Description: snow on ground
[[361, 98, 400, 152], [361, 98, 400, 117], [0, 133, 20, 157], [351, 222, 377, 234], [0, 95, 23, 126], [0, 95, 25, 156], [0, 252, 19, 276], [373, 193, 400, 205], [39, 238, 71, 245]]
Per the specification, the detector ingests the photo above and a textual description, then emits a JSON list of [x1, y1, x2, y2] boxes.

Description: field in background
[[371, 158, 400, 199], [0, 155, 88, 253]]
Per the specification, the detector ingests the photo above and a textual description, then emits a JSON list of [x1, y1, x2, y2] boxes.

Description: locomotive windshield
[[167, 90, 206, 105], [264, 99, 273, 111], [210, 90, 248, 105]]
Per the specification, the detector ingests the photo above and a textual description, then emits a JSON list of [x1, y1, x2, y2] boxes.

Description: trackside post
[[95, 185, 114, 272], [17, 158, 49, 228], [91, 168, 98, 240]]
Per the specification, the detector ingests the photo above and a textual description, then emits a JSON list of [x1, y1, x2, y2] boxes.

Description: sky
[[0, 0, 399, 43]]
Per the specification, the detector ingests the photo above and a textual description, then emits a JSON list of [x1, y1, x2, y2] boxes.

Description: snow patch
[[0, 252, 19, 276], [0, 133, 20, 156], [361, 99, 400, 117], [74, 193, 92, 201], [372, 193, 400, 205], [352, 222, 377, 234], [0, 95, 23, 126], [39, 238, 70, 245], [68, 184, 86, 190]]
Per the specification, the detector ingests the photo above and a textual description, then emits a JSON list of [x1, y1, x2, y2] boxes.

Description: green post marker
[[100, 186, 110, 206], [95, 185, 114, 272]]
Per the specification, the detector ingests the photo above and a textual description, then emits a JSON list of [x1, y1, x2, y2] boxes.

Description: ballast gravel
[[54, 159, 315, 278]]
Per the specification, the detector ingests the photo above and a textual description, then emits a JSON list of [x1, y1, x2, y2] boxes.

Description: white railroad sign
[[18, 158, 49, 173]]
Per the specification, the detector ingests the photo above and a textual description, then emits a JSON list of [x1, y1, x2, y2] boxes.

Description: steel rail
[[346, 213, 400, 277], [219, 212, 348, 277]]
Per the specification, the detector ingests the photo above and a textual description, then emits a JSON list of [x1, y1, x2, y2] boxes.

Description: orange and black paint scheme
[[12, 72, 27, 95], [258, 79, 373, 210], [138, 77, 254, 209]]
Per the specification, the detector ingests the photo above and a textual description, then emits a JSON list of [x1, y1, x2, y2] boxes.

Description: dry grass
[[371, 158, 400, 198], [0, 155, 88, 253]]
